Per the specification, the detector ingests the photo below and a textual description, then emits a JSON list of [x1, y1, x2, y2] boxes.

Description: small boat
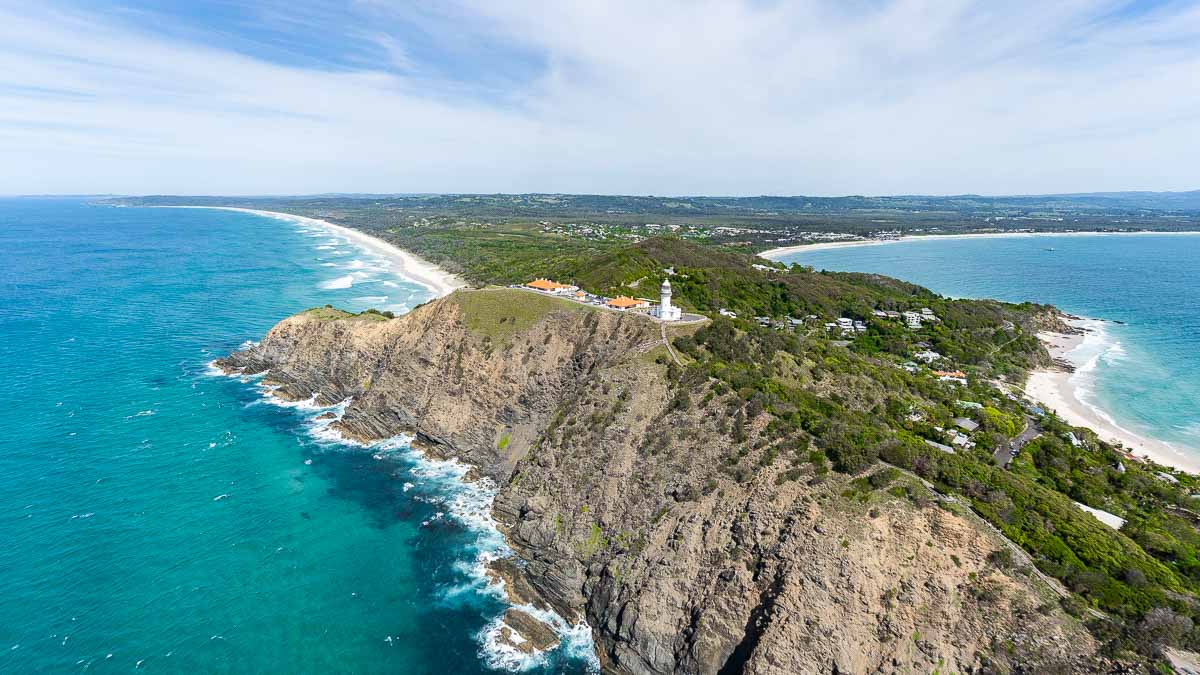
[[1044, 247, 1056, 251]]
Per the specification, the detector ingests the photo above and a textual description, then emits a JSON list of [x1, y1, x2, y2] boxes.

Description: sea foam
[[320, 275, 355, 290], [209, 338, 597, 671]]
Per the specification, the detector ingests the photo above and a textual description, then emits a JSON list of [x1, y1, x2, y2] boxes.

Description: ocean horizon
[[0, 199, 595, 673], [767, 233, 1200, 465]]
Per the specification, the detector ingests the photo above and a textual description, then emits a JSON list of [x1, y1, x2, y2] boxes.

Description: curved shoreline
[[1027, 321, 1200, 474], [759, 230, 1200, 260], [761, 232, 1200, 474], [157, 206, 467, 299]]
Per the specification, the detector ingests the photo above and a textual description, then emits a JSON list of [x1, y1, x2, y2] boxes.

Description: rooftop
[[526, 278, 570, 291], [607, 296, 646, 309]]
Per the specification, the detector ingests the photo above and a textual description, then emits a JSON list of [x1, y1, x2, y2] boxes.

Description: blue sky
[[1, 0, 1198, 196]]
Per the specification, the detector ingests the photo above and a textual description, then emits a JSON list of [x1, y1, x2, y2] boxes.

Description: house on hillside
[[950, 432, 975, 450], [925, 439, 955, 454], [606, 296, 649, 310], [933, 370, 968, 385], [914, 349, 941, 364], [526, 278, 578, 295], [952, 417, 980, 432]]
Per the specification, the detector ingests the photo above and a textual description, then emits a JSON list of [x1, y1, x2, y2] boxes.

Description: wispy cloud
[[0, 0, 1197, 195]]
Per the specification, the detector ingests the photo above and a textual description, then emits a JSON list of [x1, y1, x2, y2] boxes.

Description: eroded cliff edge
[[218, 290, 1099, 674]]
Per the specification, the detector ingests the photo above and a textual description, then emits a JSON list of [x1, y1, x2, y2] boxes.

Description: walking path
[[661, 322, 682, 366]]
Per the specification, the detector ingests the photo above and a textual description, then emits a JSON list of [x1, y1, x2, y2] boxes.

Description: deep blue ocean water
[[769, 234, 1200, 458], [0, 200, 594, 673]]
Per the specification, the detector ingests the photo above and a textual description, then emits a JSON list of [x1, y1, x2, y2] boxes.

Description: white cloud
[[0, 0, 1197, 195]]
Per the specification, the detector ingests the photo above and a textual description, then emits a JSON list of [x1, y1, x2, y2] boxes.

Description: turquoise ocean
[[0, 200, 595, 673], [769, 234, 1200, 460]]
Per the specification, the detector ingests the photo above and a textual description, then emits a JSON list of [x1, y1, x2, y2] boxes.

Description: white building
[[913, 349, 941, 364], [904, 312, 923, 329], [653, 279, 682, 321]]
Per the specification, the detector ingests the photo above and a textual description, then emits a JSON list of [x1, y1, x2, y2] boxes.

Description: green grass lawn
[[302, 306, 392, 322], [449, 288, 593, 343]]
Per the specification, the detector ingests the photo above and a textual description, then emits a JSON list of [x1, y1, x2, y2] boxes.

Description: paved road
[[994, 415, 1041, 467]]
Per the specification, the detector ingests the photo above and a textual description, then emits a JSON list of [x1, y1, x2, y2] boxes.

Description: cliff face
[[219, 291, 1099, 674]]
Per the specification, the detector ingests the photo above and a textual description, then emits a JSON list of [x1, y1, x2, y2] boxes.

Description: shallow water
[[769, 234, 1200, 457], [0, 200, 595, 673]]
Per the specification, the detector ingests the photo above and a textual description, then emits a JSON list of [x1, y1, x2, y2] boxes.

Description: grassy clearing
[[302, 306, 354, 321], [302, 306, 393, 322], [450, 288, 591, 343]]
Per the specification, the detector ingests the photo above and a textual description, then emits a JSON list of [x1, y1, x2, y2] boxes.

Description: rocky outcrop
[[500, 609, 561, 653], [220, 290, 1103, 674]]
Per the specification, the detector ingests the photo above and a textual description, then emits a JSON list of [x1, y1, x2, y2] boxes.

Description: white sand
[[759, 230, 1200, 259], [160, 206, 467, 298], [759, 231, 1200, 474], [1026, 320, 1200, 474]]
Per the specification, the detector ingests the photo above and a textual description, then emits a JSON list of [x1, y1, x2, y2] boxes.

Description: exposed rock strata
[[500, 608, 561, 653], [219, 292, 1103, 674]]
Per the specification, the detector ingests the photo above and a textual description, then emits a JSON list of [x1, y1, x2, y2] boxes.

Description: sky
[[0, 0, 1198, 196]]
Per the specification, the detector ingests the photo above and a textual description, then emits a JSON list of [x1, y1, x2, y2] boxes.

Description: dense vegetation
[[111, 192, 1200, 264], [118, 193, 1200, 663], [645, 246, 1200, 662]]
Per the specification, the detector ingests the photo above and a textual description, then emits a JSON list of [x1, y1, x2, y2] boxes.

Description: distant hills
[[113, 189, 1200, 215]]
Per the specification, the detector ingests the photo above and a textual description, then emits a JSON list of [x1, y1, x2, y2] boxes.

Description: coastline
[[159, 206, 467, 298], [1026, 318, 1200, 475], [758, 229, 1200, 474], [759, 230, 1200, 259], [208, 363, 596, 670]]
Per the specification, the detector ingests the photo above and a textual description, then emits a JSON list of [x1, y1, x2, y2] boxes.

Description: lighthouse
[[656, 279, 682, 321]]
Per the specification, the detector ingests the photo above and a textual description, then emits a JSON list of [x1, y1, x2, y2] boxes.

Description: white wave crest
[[1101, 341, 1127, 366], [216, 370, 597, 669], [478, 602, 600, 673], [320, 275, 355, 290]]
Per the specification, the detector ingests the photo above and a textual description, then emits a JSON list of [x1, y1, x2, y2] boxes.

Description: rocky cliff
[[218, 290, 1102, 674]]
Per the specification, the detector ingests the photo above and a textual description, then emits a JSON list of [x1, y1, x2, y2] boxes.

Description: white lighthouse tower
[[656, 279, 682, 321]]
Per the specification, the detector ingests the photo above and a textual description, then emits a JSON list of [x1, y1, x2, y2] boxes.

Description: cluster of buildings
[[900, 345, 970, 385], [872, 307, 939, 329], [522, 277, 682, 321], [908, 308, 939, 329], [913, 349, 941, 363], [932, 369, 968, 385], [537, 221, 705, 243], [755, 315, 809, 331], [923, 416, 980, 454], [825, 317, 868, 336]]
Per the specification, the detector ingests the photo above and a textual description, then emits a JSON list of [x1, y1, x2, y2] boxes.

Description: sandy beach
[[163, 206, 467, 298], [759, 230, 1200, 259], [1026, 319, 1200, 474]]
